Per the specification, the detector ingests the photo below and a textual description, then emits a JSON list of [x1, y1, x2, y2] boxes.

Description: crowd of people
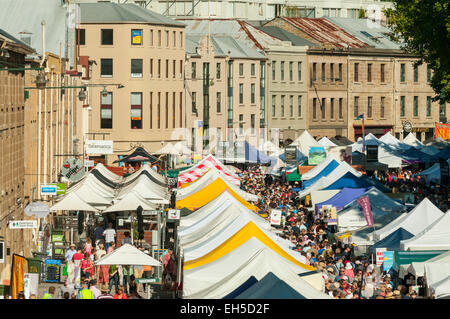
[[239, 165, 431, 299]]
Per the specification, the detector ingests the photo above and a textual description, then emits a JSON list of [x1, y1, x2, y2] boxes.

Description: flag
[[357, 195, 373, 227], [197, 120, 203, 137], [355, 114, 364, 120]]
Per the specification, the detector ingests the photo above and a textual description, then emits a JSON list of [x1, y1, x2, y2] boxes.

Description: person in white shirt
[[89, 280, 102, 299], [103, 223, 116, 251]]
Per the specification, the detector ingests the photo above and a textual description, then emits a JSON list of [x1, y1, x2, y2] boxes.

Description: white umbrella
[[95, 243, 161, 266], [50, 192, 100, 212], [102, 191, 158, 213]]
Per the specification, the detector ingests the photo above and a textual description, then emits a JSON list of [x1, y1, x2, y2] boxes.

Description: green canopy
[[393, 251, 446, 270], [161, 165, 192, 178], [287, 169, 301, 182]]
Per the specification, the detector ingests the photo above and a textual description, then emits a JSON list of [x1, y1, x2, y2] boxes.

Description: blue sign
[[40, 185, 57, 196], [45, 259, 61, 283], [382, 251, 394, 272]]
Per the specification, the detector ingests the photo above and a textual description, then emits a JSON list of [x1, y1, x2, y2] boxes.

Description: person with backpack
[[78, 280, 94, 299]]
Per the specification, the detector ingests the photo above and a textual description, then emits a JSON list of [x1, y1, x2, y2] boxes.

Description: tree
[[385, 0, 450, 103]]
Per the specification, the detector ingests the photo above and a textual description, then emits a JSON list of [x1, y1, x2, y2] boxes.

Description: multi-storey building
[[0, 28, 34, 284], [77, 2, 186, 163], [185, 34, 266, 154]]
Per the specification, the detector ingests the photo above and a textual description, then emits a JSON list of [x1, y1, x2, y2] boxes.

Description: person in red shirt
[[72, 248, 84, 284], [113, 286, 128, 299]]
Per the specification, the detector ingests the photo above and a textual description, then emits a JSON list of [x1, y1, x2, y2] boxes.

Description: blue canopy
[[302, 159, 340, 189], [370, 228, 414, 253], [244, 141, 278, 165], [279, 149, 307, 163], [315, 187, 372, 213], [400, 147, 437, 163], [435, 147, 450, 160], [233, 272, 306, 299], [323, 172, 391, 192], [222, 276, 258, 299]]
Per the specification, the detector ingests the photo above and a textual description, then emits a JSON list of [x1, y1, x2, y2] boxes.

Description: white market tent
[[154, 142, 178, 155], [373, 198, 445, 241], [301, 155, 338, 181], [318, 137, 337, 147], [176, 169, 258, 202], [116, 175, 169, 203], [429, 275, 450, 299], [102, 191, 159, 213], [290, 130, 320, 156], [95, 244, 161, 266], [95, 162, 123, 183], [352, 133, 405, 168], [172, 142, 193, 156], [64, 183, 113, 206], [298, 161, 362, 198], [379, 132, 411, 150], [50, 192, 100, 212], [418, 158, 450, 184], [122, 163, 167, 185], [403, 133, 440, 156], [400, 209, 450, 251], [337, 187, 405, 232], [258, 140, 282, 155], [310, 190, 341, 207], [182, 237, 330, 299], [407, 250, 450, 278]]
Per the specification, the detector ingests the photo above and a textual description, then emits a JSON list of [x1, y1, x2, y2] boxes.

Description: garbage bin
[[0, 285, 10, 298], [27, 257, 43, 284]]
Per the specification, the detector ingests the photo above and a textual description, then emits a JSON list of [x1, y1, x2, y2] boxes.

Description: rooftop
[[256, 26, 316, 47]]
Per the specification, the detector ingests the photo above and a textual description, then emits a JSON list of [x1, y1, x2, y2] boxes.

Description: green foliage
[[385, 0, 450, 102], [358, 8, 366, 19]]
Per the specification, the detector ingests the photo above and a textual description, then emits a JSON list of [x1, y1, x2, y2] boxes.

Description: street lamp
[[101, 87, 108, 97], [77, 88, 87, 102], [35, 72, 47, 89]]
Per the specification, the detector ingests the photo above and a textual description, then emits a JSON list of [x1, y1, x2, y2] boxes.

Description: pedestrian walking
[[103, 223, 116, 251]]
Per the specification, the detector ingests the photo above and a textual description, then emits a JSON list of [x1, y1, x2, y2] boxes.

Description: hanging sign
[[44, 259, 61, 283], [60, 158, 86, 182], [40, 185, 57, 196], [9, 220, 38, 229], [85, 140, 113, 154], [376, 248, 387, 267], [167, 209, 180, 220], [24, 202, 50, 218]]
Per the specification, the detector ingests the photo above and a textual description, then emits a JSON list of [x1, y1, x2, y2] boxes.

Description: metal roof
[[325, 17, 401, 50], [179, 19, 285, 52], [186, 34, 266, 60], [281, 17, 368, 48], [80, 3, 184, 27], [256, 26, 316, 47]]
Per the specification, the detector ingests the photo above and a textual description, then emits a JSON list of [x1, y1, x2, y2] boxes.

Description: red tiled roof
[[282, 17, 368, 48]]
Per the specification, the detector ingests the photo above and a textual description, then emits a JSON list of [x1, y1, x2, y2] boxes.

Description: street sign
[[9, 220, 38, 229], [168, 209, 180, 220], [24, 202, 50, 218], [85, 140, 114, 154], [270, 209, 282, 225], [60, 158, 86, 182], [40, 184, 57, 196], [136, 278, 159, 284]]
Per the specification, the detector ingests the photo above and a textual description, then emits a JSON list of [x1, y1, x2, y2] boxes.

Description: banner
[[308, 146, 326, 165], [131, 29, 142, 45], [435, 122, 450, 140], [382, 251, 394, 272], [45, 259, 61, 283], [327, 207, 338, 226], [270, 209, 282, 225], [11, 254, 26, 299], [357, 195, 374, 227], [376, 248, 387, 267], [325, 146, 352, 165], [85, 140, 114, 154], [284, 146, 298, 163]]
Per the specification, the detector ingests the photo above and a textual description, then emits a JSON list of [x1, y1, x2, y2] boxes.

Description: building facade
[[78, 3, 186, 163]]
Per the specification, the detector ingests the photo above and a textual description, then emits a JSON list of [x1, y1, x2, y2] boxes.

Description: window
[[272, 95, 276, 117], [381, 97, 385, 118], [330, 98, 334, 119], [180, 31, 183, 47], [414, 96, 419, 117], [251, 114, 255, 134], [180, 60, 183, 78], [131, 29, 143, 45], [427, 96, 432, 117], [367, 64, 372, 82], [272, 61, 276, 81], [100, 92, 112, 129], [298, 95, 302, 117], [368, 96, 372, 117], [239, 63, 244, 76], [281, 95, 285, 117], [354, 96, 359, 117], [179, 92, 183, 128], [239, 84, 244, 104], [150, 29, 153, 46], [165, 30, 169, 47], [400, 96, 405, 117], [101, 29, 113, 45], [131, 59, 143, 78], [280, 62, 285, 81], [321, 98, 326, 119], [150, 92, 153, 129], [192, 92, 197, 113], [339, 98, 343, 119], [330, 63, 334, 81], [150, 59, 153, 77], [173, 92, 176, 128], [312, 63, 317, 81], [100, 59, 113, 77], [251, 83, 255, 104], [216, 63, 221, 79], [217, 92, 221, 113], [313, 98, 317, 119], [289, 62, 293, 81], [76, 28, 85, 45], [338, 63, 343, 81], [165, 59, 169, 78], [354, 63, 359, 82], [321, 63, 326, 82], [251, 63, 255, 76], [400, 63, 405, 82], [414, 64, 418, 82], [173, 31, 176, 47], [298, 62, 302, 81], [157, 92, 161, 129], [289, 95, 293, 117], [440, 101, 446, 117], [239, 114, 244, 135], [191, 62, 196, 79], [158, 30, 161, 46], [131, 92, 142, 129], [158, 59, 161, 78], [381, 64, 385, 83], [165, 92, 169, 128], [427, 65, 432, 82], [173, 60, 176, 78]]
